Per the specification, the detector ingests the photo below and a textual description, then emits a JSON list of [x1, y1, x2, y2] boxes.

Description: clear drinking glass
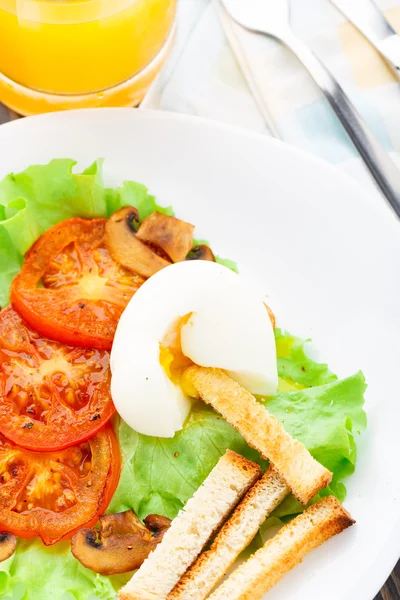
[[0, 0, 176, 114]]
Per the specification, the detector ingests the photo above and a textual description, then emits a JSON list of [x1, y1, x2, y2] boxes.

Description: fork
[[220, 0, 400, 218]]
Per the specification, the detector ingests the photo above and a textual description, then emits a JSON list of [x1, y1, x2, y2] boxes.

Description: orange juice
[[0, 0, 176, 113]]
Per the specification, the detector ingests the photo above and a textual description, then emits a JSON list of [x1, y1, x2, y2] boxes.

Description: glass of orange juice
[[0, 0, 176, 115]]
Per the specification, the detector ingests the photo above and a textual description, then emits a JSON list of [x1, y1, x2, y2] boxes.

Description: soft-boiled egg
[[111, 261, 278, 438]]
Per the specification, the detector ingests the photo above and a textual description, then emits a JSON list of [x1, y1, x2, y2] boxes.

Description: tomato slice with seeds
[[11, 218, 144, 350], [0, 424, 120, 545], [0, 306, 115, 451]]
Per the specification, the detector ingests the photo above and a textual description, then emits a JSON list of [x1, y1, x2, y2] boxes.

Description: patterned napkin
[[142, 0, 400, 196]]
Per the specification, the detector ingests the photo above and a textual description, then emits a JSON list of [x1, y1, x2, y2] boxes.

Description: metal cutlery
[[330, 0, 400, 79], [220, 0, 400, 218]]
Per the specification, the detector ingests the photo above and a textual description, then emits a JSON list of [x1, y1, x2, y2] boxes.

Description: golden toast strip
[[118, 450, 261, 600], [208, 496, 354, 600], [168, 467, 289, 600], [185, 366, 332, 505]]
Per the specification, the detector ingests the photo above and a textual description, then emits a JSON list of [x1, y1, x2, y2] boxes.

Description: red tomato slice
[[0, 424, 120, 545], [11, 218, 144, 350], [0, 307, 115, 451]]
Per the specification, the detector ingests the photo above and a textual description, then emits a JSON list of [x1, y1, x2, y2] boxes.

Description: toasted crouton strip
[[168, 467, 289, 600], [185, 366, 332, 505], [118, 450, 261, 600], [208, 496, 354, 600]]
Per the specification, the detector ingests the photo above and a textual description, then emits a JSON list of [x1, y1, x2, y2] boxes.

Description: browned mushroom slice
[[186, 244, 215, 262], [136, 212, 195, 263], [0, 532, 16, 562], [71, 510, 171, 575], [105, 207, 171, 278]]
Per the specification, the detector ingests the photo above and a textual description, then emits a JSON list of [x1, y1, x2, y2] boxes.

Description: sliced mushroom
[[0, 532, 16, 562], [186, 245, 215, 262], [71, 510, 171, 575], [136, 212, 195, 263], [105, 207, 171, 278]]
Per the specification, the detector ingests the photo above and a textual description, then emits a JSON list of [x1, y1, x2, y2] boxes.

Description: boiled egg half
[[111, 260, 277, 438]]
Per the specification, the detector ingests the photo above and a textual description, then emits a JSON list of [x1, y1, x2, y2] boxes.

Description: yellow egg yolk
[[159, 314, 199, 398]]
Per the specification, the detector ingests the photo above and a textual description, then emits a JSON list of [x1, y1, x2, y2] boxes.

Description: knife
[[330, 0, 400, 78]]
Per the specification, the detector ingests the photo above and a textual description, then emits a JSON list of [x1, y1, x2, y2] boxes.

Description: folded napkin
[[142, 0, 400, 195]]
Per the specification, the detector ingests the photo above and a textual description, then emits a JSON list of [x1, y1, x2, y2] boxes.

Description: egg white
[[111, 261, 277, 437]]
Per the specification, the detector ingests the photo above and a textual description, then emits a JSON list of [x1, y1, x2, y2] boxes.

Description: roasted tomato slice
[[0, 307, 115, 451], [11, 218, 144, 349], [0, 424, 120, 545]]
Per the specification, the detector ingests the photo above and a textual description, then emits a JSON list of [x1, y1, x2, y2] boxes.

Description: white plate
[[0, 108, 399, 600]]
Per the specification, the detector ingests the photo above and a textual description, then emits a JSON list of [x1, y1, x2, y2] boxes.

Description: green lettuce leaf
[[108, 405, 266, 520], [109, 368, 366, 522], [0, 229, 22, 309], [0, 539, 129, 600], [264, 370, 367, 518], [275, 328, 337, 387], [104, 182, 173, 221], [0, 159, 107, 256], [0, 159, 173, 306], [265, 372, 366, 477]]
